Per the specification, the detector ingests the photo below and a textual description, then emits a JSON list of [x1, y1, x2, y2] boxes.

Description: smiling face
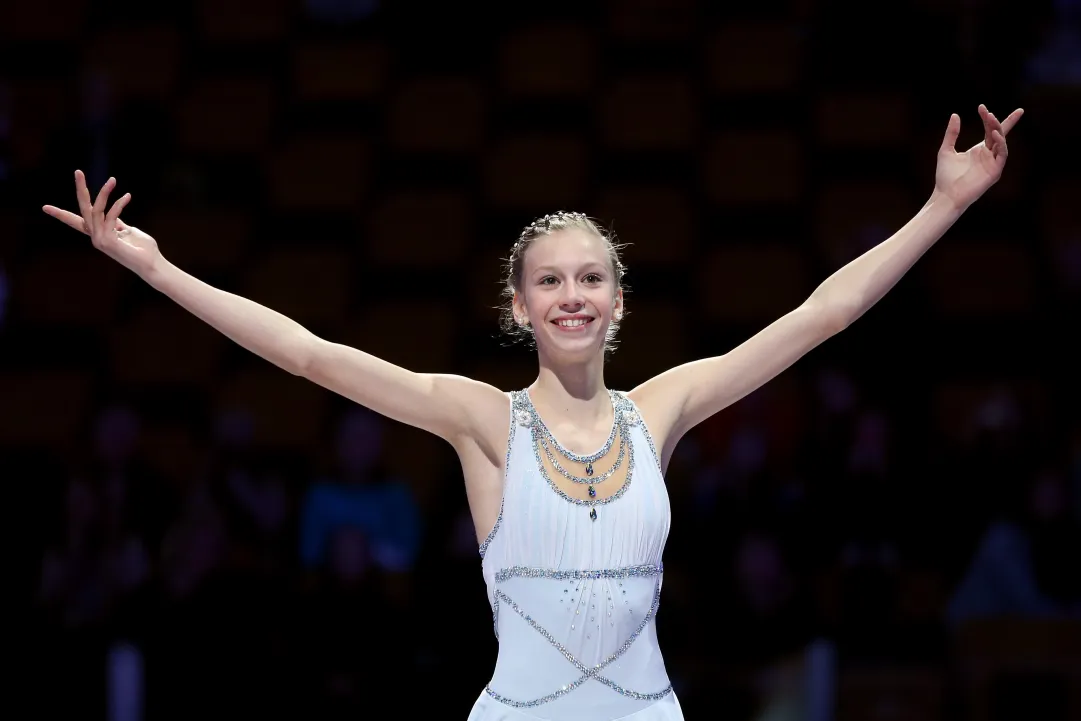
[[513, 227, 623, 362]]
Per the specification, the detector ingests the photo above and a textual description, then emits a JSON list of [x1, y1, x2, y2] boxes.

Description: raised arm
[[630, 105, 1024, 462], [43, 172, 507, 449]]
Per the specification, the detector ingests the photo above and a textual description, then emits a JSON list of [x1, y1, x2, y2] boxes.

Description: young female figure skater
[[44, 104, 1021, 719]]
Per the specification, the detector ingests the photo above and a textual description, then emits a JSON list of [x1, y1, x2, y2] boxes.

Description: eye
[[539, 276, 558, 286], [583, 273, 603, 284]]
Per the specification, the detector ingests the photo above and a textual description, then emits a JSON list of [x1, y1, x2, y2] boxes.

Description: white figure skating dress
[[467, 390, 684, 720]]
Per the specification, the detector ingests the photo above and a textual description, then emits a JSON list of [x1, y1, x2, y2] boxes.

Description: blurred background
[[3, 0, 1081, 719]]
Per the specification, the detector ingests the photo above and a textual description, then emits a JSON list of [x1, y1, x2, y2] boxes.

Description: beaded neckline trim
[[512, 390, 635, 508]]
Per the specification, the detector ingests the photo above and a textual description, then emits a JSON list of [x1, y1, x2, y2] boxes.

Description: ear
[[614, 288, 624, 320], [512, 292, 528, 325]]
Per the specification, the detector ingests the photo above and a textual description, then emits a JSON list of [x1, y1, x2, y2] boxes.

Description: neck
[[530, 350, 609, 420]]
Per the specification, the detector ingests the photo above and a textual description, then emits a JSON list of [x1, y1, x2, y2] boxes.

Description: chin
[[537, 325, 607, 361]]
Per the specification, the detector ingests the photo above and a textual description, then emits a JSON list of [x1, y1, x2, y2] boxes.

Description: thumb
[[940, 113, 961, 154]]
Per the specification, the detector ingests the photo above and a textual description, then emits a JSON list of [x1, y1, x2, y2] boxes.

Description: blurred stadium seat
[[0, 369, 92, 447], [267, 132, 371, 210], [698, 244, 810, 323], [83, 27, 182, 102], [815, 92, 912, 148], [707, 22, 805, 94], [0, 0, 88, 41], [195, 0, 289, 43], [604, 0, 697, 45], [596, 185, 695, 265], [498, 24, 596, 98], [144, 207, 253, 273], [704, 130, 804, 205], [484, 134, 589, 209], [13, 250, 125, 327], [238, 247, 352, 327], [290, 40, 388, 102], [923, 244, 1036, 317], [177, 75, 275, 155], [366, 189, 472, 267], [388, 77, 486, 153], [598, 74, 697, 151], [107, 303, 226, 386]]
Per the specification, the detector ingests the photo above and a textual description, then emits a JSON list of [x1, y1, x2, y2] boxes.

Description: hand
[[42, 171, 162, 278], [934, 104, 1023, 209]]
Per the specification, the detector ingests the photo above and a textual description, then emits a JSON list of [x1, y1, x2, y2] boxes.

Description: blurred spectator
[[212, 407, 297, 572], [299, 408, 422, 574], [1025, 0, 1081, 87], [91, 403, 173, 552], [948, 463, 1081, 623], [707, 529, 814, 662], [38, 403, 157, 632], [295, 526, 409, 717], [158, 488, 227, 602], [146, 482, 298, 719], [39, 475, 110, 628], [684, 528, 816, 718]]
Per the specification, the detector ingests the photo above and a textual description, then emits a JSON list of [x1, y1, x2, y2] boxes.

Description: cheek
[[597, 289, 620, 313], [520, 287, 542, 313]]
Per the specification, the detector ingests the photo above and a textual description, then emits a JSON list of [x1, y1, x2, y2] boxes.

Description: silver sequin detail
[[512, 390, 637, 507], [539, 430, 627, 485], [487, 575, 672, 707], [479, 395, 517, 558], [523, 389, 621, 463], [495, 564, 662, 582]]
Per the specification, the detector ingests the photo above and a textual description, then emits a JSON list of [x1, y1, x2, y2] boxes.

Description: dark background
[[3, 0, 1080, 719]]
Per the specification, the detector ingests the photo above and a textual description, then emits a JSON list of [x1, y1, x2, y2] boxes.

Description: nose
[[559, 280, 585, 309]]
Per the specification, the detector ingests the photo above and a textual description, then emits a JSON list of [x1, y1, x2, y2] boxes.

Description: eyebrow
[[531, 263, 607, 276]]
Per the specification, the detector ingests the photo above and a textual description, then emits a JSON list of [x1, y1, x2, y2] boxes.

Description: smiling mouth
[[552, 318, 594, 329]]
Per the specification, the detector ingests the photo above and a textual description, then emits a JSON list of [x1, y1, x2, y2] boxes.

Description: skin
[[43, 104, 1022, 544]]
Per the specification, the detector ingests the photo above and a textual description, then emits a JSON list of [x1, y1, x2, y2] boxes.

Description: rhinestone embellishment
[[486, 570, 672, 707], [512, 390, 636, 513], [589, 508, 597, 521]]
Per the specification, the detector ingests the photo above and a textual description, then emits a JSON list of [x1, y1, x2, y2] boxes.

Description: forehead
[[524, 228, 608, 270]]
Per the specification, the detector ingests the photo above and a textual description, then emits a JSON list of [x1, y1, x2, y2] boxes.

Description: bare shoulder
[[431, 374, 511, 463], [626, 373, 687, 471], [437, 376, 512, 544]]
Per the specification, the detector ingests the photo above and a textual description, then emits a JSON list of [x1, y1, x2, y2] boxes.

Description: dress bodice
[[470, 390, 679, 720]]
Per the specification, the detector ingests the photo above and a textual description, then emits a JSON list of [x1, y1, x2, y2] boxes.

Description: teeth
[[557, 319, 588, 327]]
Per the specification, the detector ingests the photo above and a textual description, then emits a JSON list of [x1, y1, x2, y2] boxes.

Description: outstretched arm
[[43, 172, 507, 448], [631, 105, 1024, 461]]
